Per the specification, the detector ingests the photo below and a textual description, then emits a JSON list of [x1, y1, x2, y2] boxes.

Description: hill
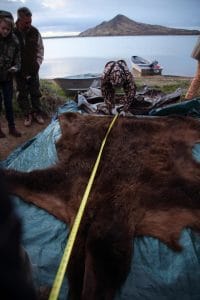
[[79, 14, 200, 37]]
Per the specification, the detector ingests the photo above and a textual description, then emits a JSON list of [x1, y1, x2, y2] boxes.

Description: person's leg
[[2, 80, 21, 137], [0, 89, 3, 112], [15, 75, 32, 126], [0, 88, 6, 138], [29, 74, 44, 124], [185, 61, 200, 99], [0, 90, 6, 139], [2, 80, 14, 127]]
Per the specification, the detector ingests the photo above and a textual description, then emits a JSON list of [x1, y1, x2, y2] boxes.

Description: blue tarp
[[1, 99, 200, 300]]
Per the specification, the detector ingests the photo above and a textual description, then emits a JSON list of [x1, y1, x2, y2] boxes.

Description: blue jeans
[[0, 80, 15, 128]]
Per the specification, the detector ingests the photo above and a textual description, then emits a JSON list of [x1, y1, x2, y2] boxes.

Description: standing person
[[14, 7, 44, 127], [0, 14, 21, 138], [101, 59, 136, 114], [185, 36, 200, 100]]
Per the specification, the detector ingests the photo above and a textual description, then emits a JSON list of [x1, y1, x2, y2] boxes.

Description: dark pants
[[0, 80, 15, 128], [15, 73, 42, 116]]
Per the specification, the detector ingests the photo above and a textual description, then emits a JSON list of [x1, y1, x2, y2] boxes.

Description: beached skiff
[[54, 74, 101, 92], [131, 56, 163, 76]]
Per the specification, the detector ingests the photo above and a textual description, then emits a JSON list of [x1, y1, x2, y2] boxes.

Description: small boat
[[54, 73, 101, 92], [131, 56, 163, 76]]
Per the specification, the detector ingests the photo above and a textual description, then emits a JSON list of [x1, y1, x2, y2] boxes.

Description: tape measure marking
[[48, 114, 118, 300]]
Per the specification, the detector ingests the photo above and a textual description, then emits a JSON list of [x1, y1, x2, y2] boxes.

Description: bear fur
[[3, 112, 200, 300]]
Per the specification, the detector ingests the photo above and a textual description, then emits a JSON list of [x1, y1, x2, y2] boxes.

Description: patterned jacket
[[101, 60, 136, 112], [14, 24, 44, 76], [0, 32, 21, 82]]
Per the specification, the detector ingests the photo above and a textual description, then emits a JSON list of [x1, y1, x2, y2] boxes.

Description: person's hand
[[106, 101, 113, 115], [32, 62, 40, 74], [26, 75, 32, 83], [119, 110, 126, 116], [8, 66, 17, 73]]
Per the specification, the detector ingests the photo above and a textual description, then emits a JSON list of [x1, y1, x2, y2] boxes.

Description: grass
[[11, 79, 69, 117], [40, 79, 66, 98], [9, 75, 193, 116], [116, 75, 192, 101], [134, 75, 192, 100]]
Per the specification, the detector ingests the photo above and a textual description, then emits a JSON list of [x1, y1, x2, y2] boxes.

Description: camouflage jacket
[[14, 24, 44, 76], [0, 33, 21, 82], [101, 60, 136, 112]]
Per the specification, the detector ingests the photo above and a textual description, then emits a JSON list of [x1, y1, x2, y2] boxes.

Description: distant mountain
[[79, 14, 200, 37]]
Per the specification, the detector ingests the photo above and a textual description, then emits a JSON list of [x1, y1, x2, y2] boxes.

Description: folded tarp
[[1, 99, 200, 300], [149, 98, 200, 117]]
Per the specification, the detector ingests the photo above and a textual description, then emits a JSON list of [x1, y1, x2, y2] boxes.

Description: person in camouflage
[[101, 60, 136, 114], [0, 14, 21, 138]]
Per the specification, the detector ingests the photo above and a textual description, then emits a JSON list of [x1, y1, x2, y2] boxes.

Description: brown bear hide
[[3, 112, 200, 300]]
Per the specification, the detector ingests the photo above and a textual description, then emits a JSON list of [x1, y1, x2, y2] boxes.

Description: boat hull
[[132, 65, 162, 76], [54, 74, 101, 92], [131, 56, 163, 76]]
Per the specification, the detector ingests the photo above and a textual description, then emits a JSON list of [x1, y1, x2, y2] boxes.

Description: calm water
[[40, 35, 199, 79]]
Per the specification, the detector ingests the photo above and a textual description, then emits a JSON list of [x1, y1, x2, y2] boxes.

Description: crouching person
[[0, 14, 21, 138], [101, 59, 136, 115]]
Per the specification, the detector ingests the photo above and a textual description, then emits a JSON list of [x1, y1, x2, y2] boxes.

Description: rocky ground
[[0, 75, 194, 161]]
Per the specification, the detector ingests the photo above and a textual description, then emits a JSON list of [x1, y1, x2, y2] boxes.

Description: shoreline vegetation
[[12, 75, 193, 117], [47, 74, 193, 97], [133, 74, 192, 93]]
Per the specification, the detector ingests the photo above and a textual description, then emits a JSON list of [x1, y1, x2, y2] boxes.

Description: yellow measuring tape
[[48, 113, 119, 300]]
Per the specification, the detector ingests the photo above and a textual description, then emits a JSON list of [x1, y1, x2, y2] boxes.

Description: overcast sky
[[2, 0, 200, 37]]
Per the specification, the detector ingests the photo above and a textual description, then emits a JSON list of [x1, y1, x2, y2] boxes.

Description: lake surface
[[40, 35, 199, 79]]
